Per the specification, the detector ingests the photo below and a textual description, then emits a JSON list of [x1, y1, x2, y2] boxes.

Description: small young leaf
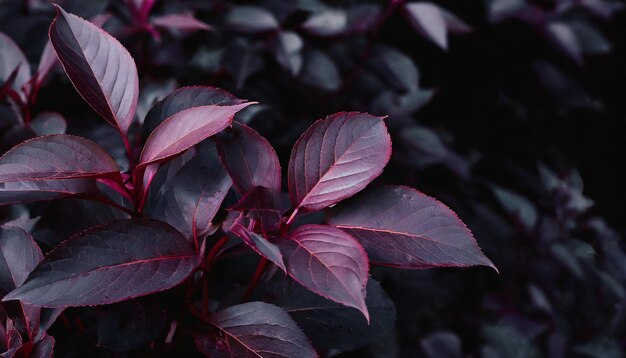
[[288, 112, 391, 212], [49, 6, 139, 134], [229, 186, 289, 230], [216, 122, 281, 194], [276, 225, 370, 321], [0, 135, 119, 183], [225, 6, 280, 33], [0, 31, 31, 93], [328, 186, 497, 270], [145, 141, 231, 239], [139, 102, 254, 167], [152, 13, 212, 32], [3, 219, 200, 307], [229, 218, 286, 271], [196, 302, 316, 357], [29, 112, 67, 136]]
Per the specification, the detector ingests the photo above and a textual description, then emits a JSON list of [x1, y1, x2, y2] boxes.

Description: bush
[[1, 0, 624, 356]]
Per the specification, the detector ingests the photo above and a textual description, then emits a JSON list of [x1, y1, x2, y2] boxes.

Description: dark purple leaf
[[0, 31, 31, 93], [272, 31, 303, 76], [3, 219, 200, 307], [145, 141, 231, 239], [0, 225, 43, 295], [288, 112, 391, 212], [225, 6, 280, 33], [404, 3, 449, 49], [369, 46, 420, 92], [29, 112, 67, 136], [272, 278, 395, 352], [139, 102, 254, 167], [0, 135, 119, 183], [196, 302, 316, 357], [216, 122, 281, 194], [0, 179, 97, 206], [301, 9, 347, 37], [276, 224, 370, 320], [228, 218, 286, 271], [0, 226, 44, 340], [328, 186, 497, 270], [223, 39, 264, 90], [33, 198, 130, 248], [152, 13, 212, 32], [143, 86, 245, 140], [98, 301, 167, 352], [49, 6, 139, 134], [300, 50, 341, 91]]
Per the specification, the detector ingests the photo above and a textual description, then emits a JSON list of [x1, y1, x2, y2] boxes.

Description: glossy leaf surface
[[143, 86, 245, 139], [0, 135, 118, 183], [216, 122, 281, 194], [3, 219, 200, 307], [0, 226, 42, 295], [328, 186, 497, 270], [277, 225, 370, 320], [198, 302, 316, 357], [0, 32, 31, 92], [288, 112, 391, 211], [49, 6, 139, 133], [139, 102, 253, 166], [145, 142, 231, 239]]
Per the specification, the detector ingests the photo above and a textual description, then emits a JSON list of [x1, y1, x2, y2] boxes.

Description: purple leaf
[[288, 112, 391, 212], [300, 50, 340, 91], [196, 302, 316, 357], [225, 6, 280, 33], [301, 9, 347, 37], [328, 186, 497, 270], [0, 135, 119, 183], [35, 13, 111, 89], [139, 102, 254, 167], [152, 13, 212, 32], [228, 217, 286, 271], [272, 31, 303, 76], [145, 141, 231, 239], [0, 225, 43, 295], [0, 226, 44, 340], [0, 179, 97, 206], [276, 225, 370, 321], [216, 122, 281, 194], [0, 31, 31, 93], [143, 86, 245, 140], [29, 112, 67, 136], [3, 219, 200, 307], [272, 278, 395, 352], [49, 6, 139, 134], [404, 3, 449, 49]]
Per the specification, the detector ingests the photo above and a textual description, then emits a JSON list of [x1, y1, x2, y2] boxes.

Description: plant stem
[[241, 257, 268, 302]]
